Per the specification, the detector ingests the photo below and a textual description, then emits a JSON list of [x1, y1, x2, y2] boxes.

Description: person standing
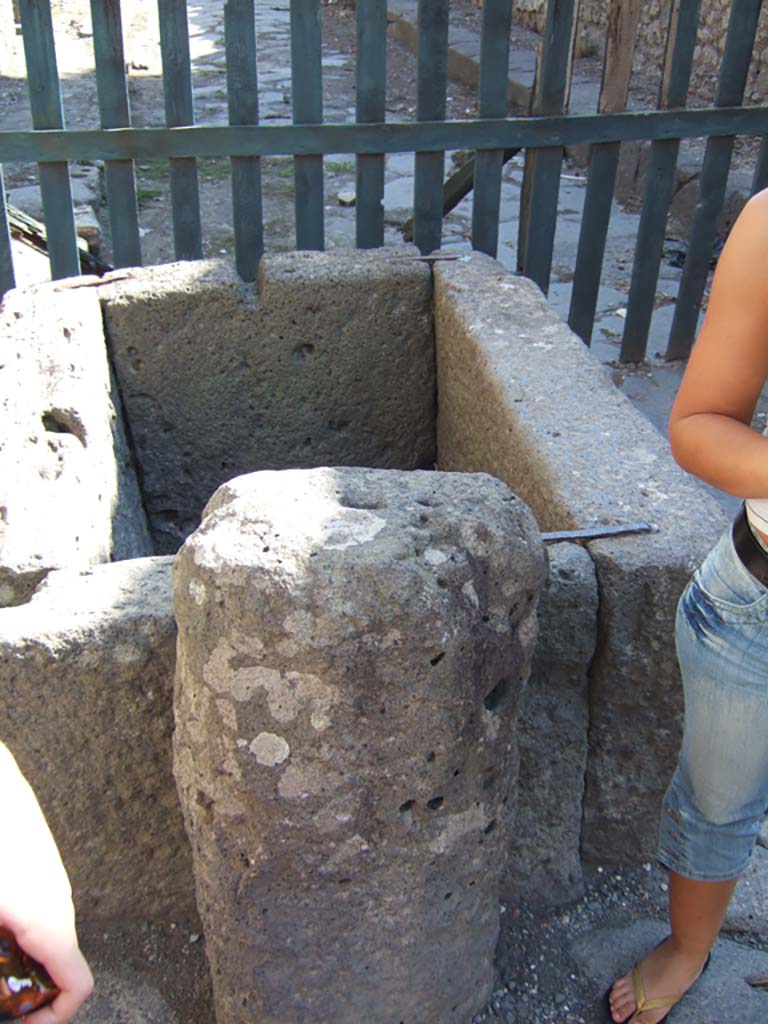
[[608, 188, 768, 1022]]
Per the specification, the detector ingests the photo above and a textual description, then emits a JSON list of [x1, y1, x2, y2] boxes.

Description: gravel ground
[[476, 860, 768, 1024]]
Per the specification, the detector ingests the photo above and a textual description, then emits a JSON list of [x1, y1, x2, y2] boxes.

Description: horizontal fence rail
[[3, 107, 768, 163], [2, 0, 768, 365]]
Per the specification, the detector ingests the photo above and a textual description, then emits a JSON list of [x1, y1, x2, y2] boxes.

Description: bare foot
[[607, 938, 709, 1023]]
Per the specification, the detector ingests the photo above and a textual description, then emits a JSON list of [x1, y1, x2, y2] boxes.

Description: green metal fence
[[1, 0, 767, 362]]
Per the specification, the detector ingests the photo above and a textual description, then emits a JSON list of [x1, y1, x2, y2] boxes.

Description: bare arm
[[0, 742, 93, 1023], [669, 189, 768, 496]]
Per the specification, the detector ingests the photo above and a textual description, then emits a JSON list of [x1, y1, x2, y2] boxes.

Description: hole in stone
[[436, 577, 448, 588], [339, 497, 384, 510], [426, 751, 435, 762], [444, 892, 453, 900], [481, 614, 490, 623], [42, 408, 87, 447], [426, 796, 443, 811], [291, 342, 315, 362], [484, 819, 497, 835], [399, 799, 415, 828], [453, 768, 461, 777], [429, 651, 445, 666], [484, 678, 511, 713], [195, 789, 214, 824]]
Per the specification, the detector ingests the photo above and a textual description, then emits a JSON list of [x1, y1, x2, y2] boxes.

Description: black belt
[[732, 504, 768, 588]]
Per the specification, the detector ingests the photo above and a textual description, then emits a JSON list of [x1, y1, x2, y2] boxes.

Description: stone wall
[[102, 251, 435, 552], [434, 252, 728, 864], [0, 280, 151, 606], [504, 541, 597, 907], [0, 244, 736, 954], [0, 556, 197, 924], [474, 0, 768, 104]]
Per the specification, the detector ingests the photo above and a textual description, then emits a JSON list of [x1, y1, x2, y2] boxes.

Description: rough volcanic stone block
[[173, 467, 546, 1024], [0, 557, 196, 923], [101, 251, 435, 553], [503, 541, 597, 907], [0, 281, 152, 606], [434, 253, 727, 863]]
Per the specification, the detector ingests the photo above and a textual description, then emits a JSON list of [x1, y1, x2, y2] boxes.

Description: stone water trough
[[0, 249, 726, 1022]]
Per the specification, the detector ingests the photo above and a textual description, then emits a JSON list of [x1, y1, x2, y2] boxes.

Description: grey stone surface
[[102, 251, 435, 553], [0, 282, 151, 606], [503, 541, 597, 907], [434, 253, 729, 863], [571, 921, 768, 1023], [7, 178, 98, 219], [173, 466, 546, 1024], [0, 557, 196, 923], [724, 843, 768, 936]]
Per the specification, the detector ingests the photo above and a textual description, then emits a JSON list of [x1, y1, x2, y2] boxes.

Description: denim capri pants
[[658, 524, 768, 881]]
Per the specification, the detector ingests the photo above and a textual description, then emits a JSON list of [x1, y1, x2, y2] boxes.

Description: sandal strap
[[631, 964, 678, 1016]]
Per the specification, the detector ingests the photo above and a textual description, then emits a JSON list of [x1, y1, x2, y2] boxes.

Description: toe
[[608, 973, 636, 1022]]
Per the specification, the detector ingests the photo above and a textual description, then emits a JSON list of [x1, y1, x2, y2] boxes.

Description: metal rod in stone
[[541, 522, 656, 543], [386, 253, 463, 263]]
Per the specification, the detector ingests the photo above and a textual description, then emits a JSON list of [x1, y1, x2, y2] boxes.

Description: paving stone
[[725, 844, 768, 936], [571, 921, 768, 1022]]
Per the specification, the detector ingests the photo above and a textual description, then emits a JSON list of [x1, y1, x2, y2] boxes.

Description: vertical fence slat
[[471, 0, 513, 258], [158, 0, 202, 260], [516, 0, 577, 293], [91, 0, 141, 269], [568, 0, 641, 345], [620, 0, 701, 363], [18, 0, 80, 280], [0, 166, 15, 298], [226, 0, 263, 280], [355, 0, 387, 249], [752, 137, 768, 194], [291, 0, 324, 250], [666, 0, 763, 360], [414, 0, 449, 255]]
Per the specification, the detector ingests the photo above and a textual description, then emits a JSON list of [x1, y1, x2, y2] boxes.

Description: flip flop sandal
[[604, 950, 711, 1023]]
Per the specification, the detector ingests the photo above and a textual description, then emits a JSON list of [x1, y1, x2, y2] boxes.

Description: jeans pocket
[[692, 533, 768, 622]]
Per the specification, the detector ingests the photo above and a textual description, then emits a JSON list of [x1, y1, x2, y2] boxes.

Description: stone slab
[[0, 556, 195, 923], [503, 541, 597, 907], [571, 921, 768, 1022], [0, 281, 152, 606], [434, 253, 728, 863], [173, 466, 546, 1024], [7, 178, 99, 219], [101, 251, 435, 553]]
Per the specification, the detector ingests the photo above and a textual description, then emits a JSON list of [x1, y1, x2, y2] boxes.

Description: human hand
[[0, 744, 93, 1022]]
